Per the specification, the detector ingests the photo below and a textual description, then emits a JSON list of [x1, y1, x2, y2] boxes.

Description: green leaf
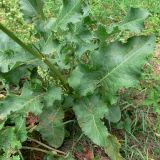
[[42, 37, 59, 55], [0, 127, 21, 150], [35, 18, 55, 34], [38, 105, 65, 148], [67, 24, 97, 58], [68, 66, 98, 96], [43, 86, 62, 107], [51, 23, 96, 69], [20, 0, 44, 22], [106, 105, 121, 123], [73, 95, 108, 146], [54, 0, 87, 30], [95, 24, 108, 41], [0, 83, 63, 120], [69, 36, 155, 103], [0, 32, 35, 73], [15, 116, 27, 142], [119, 8, 150, 32], [104, 135, 122, 160], [0, 83, 44, 120], [0, 65, 31, 85], [74, 96, 122, 159], [94, 35, 155, 104]]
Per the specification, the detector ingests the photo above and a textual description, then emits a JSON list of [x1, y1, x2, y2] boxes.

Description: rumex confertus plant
[[0, 0, 156, 159]]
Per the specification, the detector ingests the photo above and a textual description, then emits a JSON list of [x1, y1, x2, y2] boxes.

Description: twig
[[28, 137, 66, 155], [18, 149, 24, 160], [27, 124, 38, 133], [21, 146, 50, 154], [71, 133, 84, 151], [63, 120, 75, 125]]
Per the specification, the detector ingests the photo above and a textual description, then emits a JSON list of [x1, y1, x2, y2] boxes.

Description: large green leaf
[[74, 96, 122, 159], [94, 35, 155, 104], [69, 36, 155, 104], [20, 0, 44, 22], [0, 84, 62, 120], [0, 84, 43, 120], [54, 0, 87, 30], [38, 105, 65, 148], [0, 32, 35, 73], [74, 96, 108, 146], [119, 8, 150, 32]]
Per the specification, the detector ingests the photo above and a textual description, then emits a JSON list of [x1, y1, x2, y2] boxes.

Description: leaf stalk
[[28, 137, 66, 155]]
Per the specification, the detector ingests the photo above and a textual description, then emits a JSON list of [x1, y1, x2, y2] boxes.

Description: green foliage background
[[0, 0, 160, 160], [1, 0, 160, 42]]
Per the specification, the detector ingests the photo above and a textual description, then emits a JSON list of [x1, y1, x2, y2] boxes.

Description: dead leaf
[[84, 148, 94, 160]]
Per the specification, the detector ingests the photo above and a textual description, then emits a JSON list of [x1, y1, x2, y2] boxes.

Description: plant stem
[[21, 146, 51, 154], [71, 133, 84, 152], [0, 23, 71, 92], [28, 137, 66, 155], [18, 149, 24, 160], [63, 120, 75, 125]]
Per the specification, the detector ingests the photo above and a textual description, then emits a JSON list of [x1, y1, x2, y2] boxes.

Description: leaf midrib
[[0, 93, 44, 119], [19, 93, 44, 108], [120, 17, 146, 28], [97, 37, 152, 84], [82, 99, 107, 146]]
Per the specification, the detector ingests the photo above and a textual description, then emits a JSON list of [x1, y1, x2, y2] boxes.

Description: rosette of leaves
[[0, 0, 155, 159]]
